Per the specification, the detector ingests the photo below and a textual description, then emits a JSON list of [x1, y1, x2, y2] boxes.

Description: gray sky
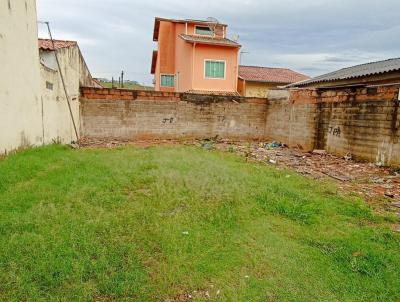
[[36, 0, 400, 85]]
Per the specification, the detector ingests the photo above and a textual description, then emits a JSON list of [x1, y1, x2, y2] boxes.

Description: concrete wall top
[[80, 87, 271, 105]]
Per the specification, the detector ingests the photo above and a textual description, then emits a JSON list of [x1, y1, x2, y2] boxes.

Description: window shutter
[[161, 75, 175, 87], [205, 61, 225, 79]]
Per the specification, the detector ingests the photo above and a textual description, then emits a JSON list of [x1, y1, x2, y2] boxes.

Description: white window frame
[[195, 25, 215, 37], [160, 74, 175, 87], [204, 60, 226, 80]]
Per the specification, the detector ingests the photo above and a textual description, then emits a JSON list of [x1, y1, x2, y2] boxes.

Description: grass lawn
[[0, 145, 399, 301]]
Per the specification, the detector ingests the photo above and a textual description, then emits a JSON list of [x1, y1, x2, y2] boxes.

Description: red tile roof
[[180, 34, 240, 48], [38, 39, 77, 51], [239, 65, 310, 84]]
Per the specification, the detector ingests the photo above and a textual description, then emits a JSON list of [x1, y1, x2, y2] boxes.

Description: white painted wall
[[0, 0, 43, 153], [39, 45, 100, 144], [0, 0, 100, 153], [40, 47, 81, 144]]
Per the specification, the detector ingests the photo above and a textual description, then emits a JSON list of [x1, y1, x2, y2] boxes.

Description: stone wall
[[80, 85, 400, 166]]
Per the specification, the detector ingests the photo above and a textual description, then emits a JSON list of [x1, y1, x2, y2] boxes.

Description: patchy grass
[[0, 145, 399, 301]]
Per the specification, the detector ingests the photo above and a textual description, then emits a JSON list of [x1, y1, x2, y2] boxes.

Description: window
[[195, 26, 213, 36], [160, 75, 175, 87], [46, 81, 54, 90], [205, 60, 225, 79]]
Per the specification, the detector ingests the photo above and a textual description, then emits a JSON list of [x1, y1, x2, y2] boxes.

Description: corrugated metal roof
[[291, 58, 400, 87], [38, 39, 77, 51], [239, 65, 310, 84], [179, 34, 240, 47]]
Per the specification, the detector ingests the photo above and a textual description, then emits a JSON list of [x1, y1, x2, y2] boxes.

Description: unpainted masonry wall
[[80, 85, 400, 166], [265, 85, 400, 165], [80, 89, 267, 140]]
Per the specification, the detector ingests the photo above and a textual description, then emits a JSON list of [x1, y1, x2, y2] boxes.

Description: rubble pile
[[212, 139, 399, 218]]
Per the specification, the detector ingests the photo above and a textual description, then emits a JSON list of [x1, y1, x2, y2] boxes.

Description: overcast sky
[[36, 0, 400, 85]]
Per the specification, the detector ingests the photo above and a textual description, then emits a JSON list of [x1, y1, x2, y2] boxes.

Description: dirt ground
[[78, 137, 400, 230]]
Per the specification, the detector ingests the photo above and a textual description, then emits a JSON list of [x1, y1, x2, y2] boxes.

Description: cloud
[[36, 0, 400, 84]]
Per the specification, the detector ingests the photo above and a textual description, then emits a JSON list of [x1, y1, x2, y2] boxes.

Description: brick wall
[[310, 86, 400, 166], [273, 85, 400, 165], [80, 88, 267, 140], [264, 95, 318, 151], [80, 85, 400, 166]]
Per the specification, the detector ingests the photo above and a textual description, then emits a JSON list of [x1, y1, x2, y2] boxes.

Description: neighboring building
[[238, 66, 310, 97], [151, 17, 241, 94], [289, 58, 400, 89], [39, 39, 100, 144], [92, 78, 105, 87], [0, 0, 100, 155], [0, 0, 43, 153]]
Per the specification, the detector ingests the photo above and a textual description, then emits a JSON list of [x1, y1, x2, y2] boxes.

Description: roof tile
[[38, 39, 77, 51], [291, 58, 400, 87], [239, 66, 310, 84]]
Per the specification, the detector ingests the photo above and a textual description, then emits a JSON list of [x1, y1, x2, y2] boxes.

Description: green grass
[[0, 145, 399, 301]]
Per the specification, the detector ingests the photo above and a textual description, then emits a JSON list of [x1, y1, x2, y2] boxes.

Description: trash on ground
[[312, 149, 327, 155], [265, 141, 283, 149]]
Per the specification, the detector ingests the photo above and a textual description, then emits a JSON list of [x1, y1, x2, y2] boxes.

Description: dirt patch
[[78, 137, 183, 149], [164, 288, 217, 302]]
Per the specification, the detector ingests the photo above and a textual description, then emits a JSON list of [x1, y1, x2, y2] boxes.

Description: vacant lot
[[0, 145, 399, 301]]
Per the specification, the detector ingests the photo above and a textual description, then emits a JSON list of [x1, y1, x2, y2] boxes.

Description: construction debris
[[312, 149, 327, 155], [210, 139, 399, 219], [265, 141, 283, 149], [68, 142, 80, 149]]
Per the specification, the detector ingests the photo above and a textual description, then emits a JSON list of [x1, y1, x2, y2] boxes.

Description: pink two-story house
[[151, 17, 241, 95]]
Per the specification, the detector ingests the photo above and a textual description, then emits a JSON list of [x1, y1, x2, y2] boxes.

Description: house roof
[[239, 66, 310, 84], [153, 17, 227, 41], [290, 58, 400, 87], [179, 34, 240, 48], [38, 39, 77, 51]]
